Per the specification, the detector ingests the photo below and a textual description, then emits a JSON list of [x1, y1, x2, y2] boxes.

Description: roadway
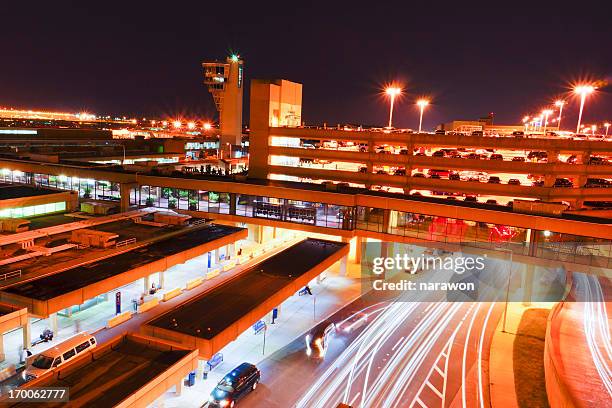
[[238, 256, 514, 408]]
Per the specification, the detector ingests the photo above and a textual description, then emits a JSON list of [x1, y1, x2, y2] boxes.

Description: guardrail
[[115, 237, 137, 248], [0, 270, 21, 281]]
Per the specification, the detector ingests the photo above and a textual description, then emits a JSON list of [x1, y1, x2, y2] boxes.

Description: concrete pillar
[[175, 380, 183, 396], [159, 271, 165, 289], [0, 334, 5, 362], [212, 249, 219, 264], [543, 174, 556, 188], [522, 264, 535, 306], [144, 275, 151, 294], [576, 175, 587, 188], [580, 151, 591, 164], [272, 227, 277, 239], [49, 313, 58, 336], [547, 150, 559, 163], [23, 320, 31, 350], [119, 183, 136, 212], [228, 243, 236, 259], [196, 359, 206, 381], [339, 255, 348, 276], [355, 236, 363, 264]]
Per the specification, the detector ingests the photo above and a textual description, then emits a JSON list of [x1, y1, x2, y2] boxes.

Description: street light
[[522, 116, 530, 133], [605, 122, 610, 136], [554, 100, 565, 130], [416, 99, 429, 133], [591, 125, 597, 136], [385, 87, 402, 128], [172, 120, 181, 129], [541, 109, 553, 137], [574, 85, 596, 133]]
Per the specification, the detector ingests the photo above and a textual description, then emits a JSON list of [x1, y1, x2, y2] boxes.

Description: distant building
[[202, 55, 245, 147], [439, 114, 532, 136]]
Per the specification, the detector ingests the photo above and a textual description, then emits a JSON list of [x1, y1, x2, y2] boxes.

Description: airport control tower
[[202, 54, 244, 147]]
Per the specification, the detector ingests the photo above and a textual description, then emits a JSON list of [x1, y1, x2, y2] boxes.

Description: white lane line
[[391, 336, 405, 352], [349, 391, 361, 407]]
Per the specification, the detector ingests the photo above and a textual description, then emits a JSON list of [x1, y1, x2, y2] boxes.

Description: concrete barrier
[[185, 277, 204, 290], [222, 260, 236, 271], [162, 287, 181, 302], [106, 311, 133, 328], [138, 297, 160, 313], [206, 269, 221, 280]]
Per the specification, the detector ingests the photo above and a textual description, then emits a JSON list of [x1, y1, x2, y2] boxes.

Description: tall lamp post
[[417, 99, 429, 133], [541, 109, 553, 137], [574, 85, 595, 133], [604, 122, 610, 136], [385, 87, 401, 128], [554, 100, 565, 130]]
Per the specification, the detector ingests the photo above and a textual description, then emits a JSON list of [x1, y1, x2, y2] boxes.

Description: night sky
[[2, 1, 611, 130]]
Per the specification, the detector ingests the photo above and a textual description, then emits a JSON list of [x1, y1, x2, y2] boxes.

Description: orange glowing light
[[173, 120, 182, 128]]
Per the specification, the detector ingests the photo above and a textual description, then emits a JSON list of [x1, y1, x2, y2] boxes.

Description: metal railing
[[115, 238, 137, 248], [0, 270, 21, 281]]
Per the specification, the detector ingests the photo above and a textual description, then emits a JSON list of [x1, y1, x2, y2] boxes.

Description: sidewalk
[[153, 262, 363, 408], [489, 301, 554, 408]]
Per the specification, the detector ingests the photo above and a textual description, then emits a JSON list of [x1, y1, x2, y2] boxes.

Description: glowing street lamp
[[416, 99, 429, 133], [203, 122, 212, 131], [385, 87, 402, 128], [554, 100, 565, 130], [187, 121, 196, 130], [574, 85, 596, 133], [591, 125, 597, 136], [605, 122, 610, 136], [173, 120, 182, 129], [522, 116, 530, 132], [541, 109, 553, 136]]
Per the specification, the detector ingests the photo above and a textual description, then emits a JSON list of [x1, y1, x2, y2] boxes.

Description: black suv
[[208, 363, 261, 407]]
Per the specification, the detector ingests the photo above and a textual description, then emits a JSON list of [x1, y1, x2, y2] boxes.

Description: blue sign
[[207, 252, 212, 268], [115, 292, 121, 314], [272, 308, 278, 320], [253, 320, 266, 334]]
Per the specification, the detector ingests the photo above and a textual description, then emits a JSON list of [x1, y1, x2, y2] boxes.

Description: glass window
[[75, 341, 90, 353], [63, 349, 76, 360]]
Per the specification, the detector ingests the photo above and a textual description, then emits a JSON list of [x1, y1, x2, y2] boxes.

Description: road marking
[[349, 391, 361, 407], [391, 336, 405, 352]]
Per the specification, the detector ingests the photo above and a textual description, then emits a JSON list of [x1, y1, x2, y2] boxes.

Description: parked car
[[413, 172, 425, 178], [432, 150, 445, 157], [471, 130, 484, 137], [488, 176, 501, 184], [208, 363, 261, 407], [358, 166, 368, 173], [508, 179, 521, 185], [394, 168, 407, 176], [449, 173, 461, 181], [376, 170, 388, 175], [464, 195, 478, 202], [486, 199, 498, 205], [435, 129, 446, 135], [553, 178, 573, 188], [588, 156, 608, 165], [428, 169, 451, 177], [24, 333, 97, 381], [511, 156, 525, 162], [512, 131, 525, 138], [489, 154, 503, 160]]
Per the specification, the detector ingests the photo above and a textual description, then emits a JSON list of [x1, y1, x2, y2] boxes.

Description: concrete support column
[[22, 319, 31, 350], [339, 255, 348, 276], [49, 313, 58, 336], [355, 236, 363, 264], [175, 380, 183, 396], [580, 151, 591, 164], [119, 183, 136, 212], [522, 264, 535, 306], [547, 150, 559, 163], [0, 334, 5, 362], [159, 271, 165, 289], [196, 359, 206, 381], [228, 243, 236, 259], [212, 248, 219, 264], [543, 174, 556, 188], [576, 175, 587, 188], [144, 275, 151, 294], [272, 227, 277, 239]]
